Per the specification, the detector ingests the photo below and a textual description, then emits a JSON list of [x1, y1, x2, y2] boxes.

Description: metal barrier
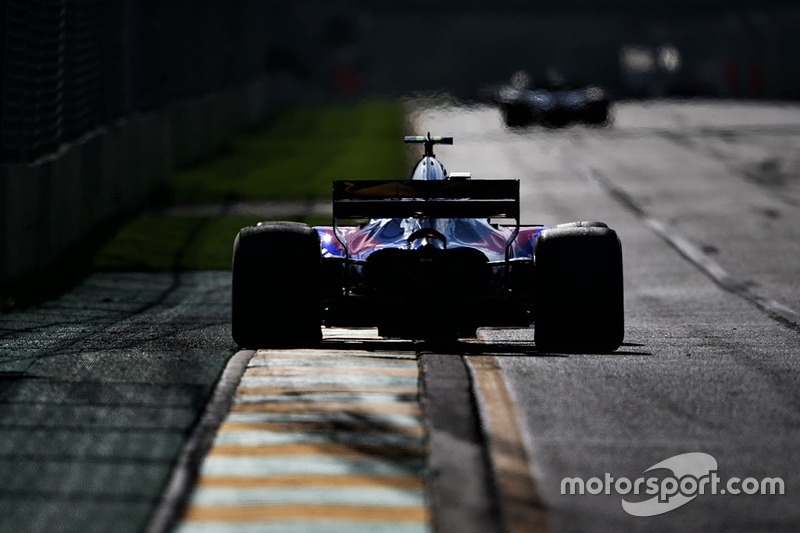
[[0, 0, 275, 164]]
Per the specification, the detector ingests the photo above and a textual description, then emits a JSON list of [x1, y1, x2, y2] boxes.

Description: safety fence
[[0, 0, 277, 164]]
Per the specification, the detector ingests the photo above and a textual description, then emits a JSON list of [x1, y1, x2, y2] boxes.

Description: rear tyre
[[556, 221, 608, 229], [232, 221, 322, 348], [534, 225, 623, 352]]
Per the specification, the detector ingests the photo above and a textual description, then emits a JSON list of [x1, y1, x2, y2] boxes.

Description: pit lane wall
[[0, 78, 278, 285]]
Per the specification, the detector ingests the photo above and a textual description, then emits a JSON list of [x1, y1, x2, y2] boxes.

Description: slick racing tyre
[[534, 224, 623, 352], [556, 221, 608, 229], [232, 221, 322, 348]]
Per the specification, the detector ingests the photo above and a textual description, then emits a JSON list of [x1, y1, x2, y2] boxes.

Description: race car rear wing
[[332, 179, 521, 264], [332, 179, 519, 220]]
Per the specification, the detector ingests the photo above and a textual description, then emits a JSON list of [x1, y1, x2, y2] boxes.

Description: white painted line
[[323, 327, 381, 336], [643, 215, 800, 329], [254, 350, 417, 360], [211, 430, 423, 447], [187, 485, 427, 507], [563, 152, 800, 332], [177, 521, 429, 533], [198, 455, 424, 477], [238, 375, 420, 387], [248, 358, 419, 368], [224, 412, 423, 426], [233, 392, 419, 404]]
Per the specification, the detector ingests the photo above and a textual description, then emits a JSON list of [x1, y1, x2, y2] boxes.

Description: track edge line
[[145, 349, 255, 533], [466, 355, 551, 533], [579, 161, 800, 334]]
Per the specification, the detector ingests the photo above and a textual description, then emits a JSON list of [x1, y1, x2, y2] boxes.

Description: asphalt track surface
[[413, 101, 800, 532], [0, 273, 234, 532], [1, 100, 799, 532]]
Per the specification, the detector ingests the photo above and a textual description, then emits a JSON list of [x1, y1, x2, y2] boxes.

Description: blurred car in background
[[494, 70, 612, 128]]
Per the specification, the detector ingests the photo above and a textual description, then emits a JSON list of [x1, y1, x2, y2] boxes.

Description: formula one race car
[[496, 70, 611, 128], [232, 134, 623, 351]]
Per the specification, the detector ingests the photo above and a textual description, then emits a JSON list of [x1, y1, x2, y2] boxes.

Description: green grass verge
[[91, 214, 330, 271], [2, 98, 407, 309], [169, 99, 408, 203], [92, 98, 408, 272]]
